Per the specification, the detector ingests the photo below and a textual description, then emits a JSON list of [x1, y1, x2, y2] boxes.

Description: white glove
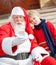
[[12, 37, 26, 46], [31, 47, 50, 62]]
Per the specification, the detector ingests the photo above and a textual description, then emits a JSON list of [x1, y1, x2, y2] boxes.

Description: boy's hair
[[27, 10, 41, 18]]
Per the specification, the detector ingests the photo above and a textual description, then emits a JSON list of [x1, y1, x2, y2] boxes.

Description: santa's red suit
[[0, 7, 56, 65]]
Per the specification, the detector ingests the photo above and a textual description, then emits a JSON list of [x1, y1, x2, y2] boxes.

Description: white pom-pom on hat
[[11, 7, 25, 16], [28, 34, 34, 40]]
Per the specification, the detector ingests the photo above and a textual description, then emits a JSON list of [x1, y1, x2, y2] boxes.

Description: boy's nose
[[30, 19, 33, 21]]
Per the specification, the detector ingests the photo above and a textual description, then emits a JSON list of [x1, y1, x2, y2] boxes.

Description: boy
[[28, 10, 56, 65]]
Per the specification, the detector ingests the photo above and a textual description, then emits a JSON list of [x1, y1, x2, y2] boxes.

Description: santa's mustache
[[16, 21, 25, 25], [16, 22, 22, 25]]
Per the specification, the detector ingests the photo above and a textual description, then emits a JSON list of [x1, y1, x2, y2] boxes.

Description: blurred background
[[0, 0, 56, 27]]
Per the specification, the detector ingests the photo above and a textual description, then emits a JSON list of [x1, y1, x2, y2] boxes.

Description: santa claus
[[0, 6, 54, 65]]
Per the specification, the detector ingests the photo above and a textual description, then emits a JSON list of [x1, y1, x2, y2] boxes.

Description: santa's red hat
[[21, 7, 34, 34]]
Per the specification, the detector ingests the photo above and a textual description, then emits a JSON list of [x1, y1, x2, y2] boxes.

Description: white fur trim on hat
[[11, 7, 25, 16], [28, 34, 34, 40]]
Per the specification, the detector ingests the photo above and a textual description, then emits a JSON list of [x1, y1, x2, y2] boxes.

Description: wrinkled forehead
[[12, 15, 25, 18]]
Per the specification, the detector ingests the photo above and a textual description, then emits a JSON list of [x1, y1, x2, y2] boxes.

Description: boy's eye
[[33, 18, 35, 20]]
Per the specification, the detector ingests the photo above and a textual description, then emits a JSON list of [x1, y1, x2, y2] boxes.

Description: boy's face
[[29, 14, 41, 26]]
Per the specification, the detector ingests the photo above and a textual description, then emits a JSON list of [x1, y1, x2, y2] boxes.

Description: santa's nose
[[17, 17, 21, 20], [17, 18, 22, 23]]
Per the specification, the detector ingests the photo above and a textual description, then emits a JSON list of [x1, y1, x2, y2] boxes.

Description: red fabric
[[0, 20, 56, 65], [33, 56, 56, 65], [34, 59, 41, 65], [0, 22, 37, 56], [0, 7, 38, 56], [0, 23, 15, 56], [33, 21, 56, 52], [22, 7, 34, 34], [41, 56, 56, 65]]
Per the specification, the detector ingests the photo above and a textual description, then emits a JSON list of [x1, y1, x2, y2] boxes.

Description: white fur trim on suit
[[0, 62, 11, 65], [2, 37, 18, 56], [31, 46, 50, 62], [0, 57, 18, 65], [0, 55, 33, 65], [2, 37, 31, 56]]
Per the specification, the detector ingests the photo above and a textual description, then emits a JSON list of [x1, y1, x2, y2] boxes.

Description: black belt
[[0, 53, 30, 60]]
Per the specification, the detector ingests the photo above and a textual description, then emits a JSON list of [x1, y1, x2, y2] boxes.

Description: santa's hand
[[16, 32, 29, 40], [12, 37, 26, 46], [31, 47, 50, 62]]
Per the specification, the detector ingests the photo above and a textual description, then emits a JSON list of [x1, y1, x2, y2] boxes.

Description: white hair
[[28, 10, 41, 18]]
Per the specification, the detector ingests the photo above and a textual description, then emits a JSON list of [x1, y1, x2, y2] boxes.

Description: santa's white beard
[[15, 22, 26, 34], [11, 21, 26, 34], [13, 21, 29, 40]]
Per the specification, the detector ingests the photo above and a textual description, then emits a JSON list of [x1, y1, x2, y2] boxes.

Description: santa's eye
[[19, 16, 22, 18]]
